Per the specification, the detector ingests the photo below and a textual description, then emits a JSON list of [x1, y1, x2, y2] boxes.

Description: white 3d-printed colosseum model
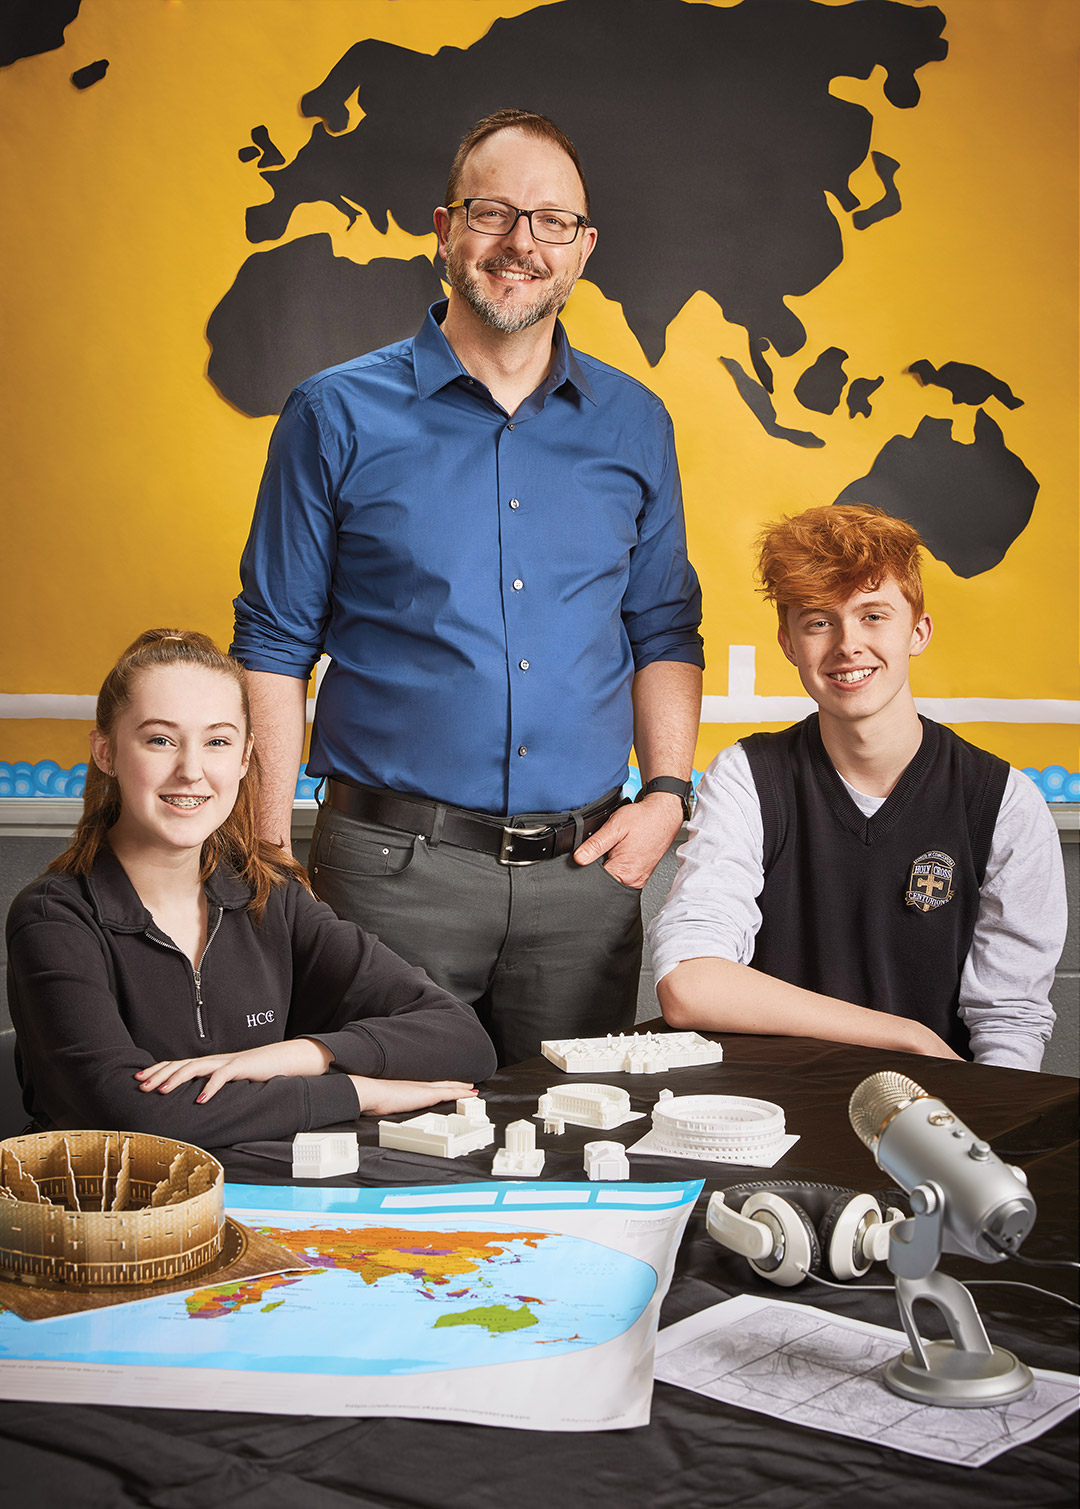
[[0, 1130, 225, 1288], [541, 1031, 723, 1075], [633, 1091, 798, 1165]]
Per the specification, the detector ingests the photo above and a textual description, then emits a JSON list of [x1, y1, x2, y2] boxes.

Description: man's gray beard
[[444, 245, 578, 334]]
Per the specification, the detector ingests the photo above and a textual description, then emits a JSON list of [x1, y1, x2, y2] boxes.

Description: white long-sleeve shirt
[[648, 744, 1067, 1071]]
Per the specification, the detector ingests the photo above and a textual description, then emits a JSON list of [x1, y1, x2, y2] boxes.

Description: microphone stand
[[885, 1179, 1034, 1405]]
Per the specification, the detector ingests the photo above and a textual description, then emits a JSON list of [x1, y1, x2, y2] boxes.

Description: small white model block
[[291, 1132, 360, 1180], [534, 1083, 644, 1132], [378, 1100, 495, 1159], [455, 1096, 489, 1124], [492, 1119, 545, 1178], [541, 1030, 723, 1075], [628, 1091, 798, 1167], [583, 1141, 630, 1182]]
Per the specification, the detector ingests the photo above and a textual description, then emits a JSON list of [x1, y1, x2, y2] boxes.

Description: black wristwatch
[[634, 776, 694, 822]]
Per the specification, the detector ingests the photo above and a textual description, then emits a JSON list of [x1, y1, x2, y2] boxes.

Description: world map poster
[[0, 1179, 701, 1431]]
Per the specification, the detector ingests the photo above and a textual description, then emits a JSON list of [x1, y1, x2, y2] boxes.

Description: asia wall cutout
[[1, 0, 1077, 801]]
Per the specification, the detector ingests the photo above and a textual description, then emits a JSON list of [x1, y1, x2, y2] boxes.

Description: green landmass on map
[[433, 1303, 539, 1335]]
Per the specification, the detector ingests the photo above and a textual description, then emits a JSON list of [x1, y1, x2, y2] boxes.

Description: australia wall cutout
[[834, 409, 1038, 578]]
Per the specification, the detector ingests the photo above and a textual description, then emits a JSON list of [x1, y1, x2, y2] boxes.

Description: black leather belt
[[324, 780, 625, 865]]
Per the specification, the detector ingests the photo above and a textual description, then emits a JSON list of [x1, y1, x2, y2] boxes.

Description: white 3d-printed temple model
[[492, 1120, 545, 1178], [535, 1084, 645, 1133], [542, 1030, 723, 1075], [0, 1130, 224, 1288], [378, 1097, 495, 1159], [583, 1141, 631, 1182], [628, 1091, 799, 1167], [292, 1132, 360, 1180]]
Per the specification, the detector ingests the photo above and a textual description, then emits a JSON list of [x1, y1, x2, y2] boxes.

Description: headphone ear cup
[[818, 1192, 884, 1281], [741, 1192, 821, 1287]]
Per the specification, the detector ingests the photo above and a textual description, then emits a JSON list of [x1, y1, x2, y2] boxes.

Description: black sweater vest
[[741, 716, 1008, 1057]]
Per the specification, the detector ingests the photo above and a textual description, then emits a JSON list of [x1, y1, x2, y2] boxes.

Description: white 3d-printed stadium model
[[583, 1141, 631, 1182], [541, 1030, 723, 1075], [491, 1120, 545, 1178], [292, 1132, 360, 1180], [627, 1091, 799, 1167], [535, 1084, 645, 1134], [0, 1130, 224, 1288], [378, 1097, 495, 1159]]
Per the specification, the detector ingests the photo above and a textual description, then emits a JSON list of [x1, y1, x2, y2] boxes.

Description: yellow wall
[[1, 0, 1076, 781]]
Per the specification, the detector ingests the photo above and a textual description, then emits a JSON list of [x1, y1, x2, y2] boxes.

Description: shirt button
[[509, 498, 520, 510], [519, 659, 529, 671], [512, 578, 524, 590], [507, 423, 515, 430], [518, 745, 528, 756]]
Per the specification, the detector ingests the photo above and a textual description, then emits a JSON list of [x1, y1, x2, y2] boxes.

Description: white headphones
[[707, 1181, 906, 1287]]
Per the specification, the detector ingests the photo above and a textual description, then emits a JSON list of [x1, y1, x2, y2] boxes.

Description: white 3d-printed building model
[[542, 1030, 723, 1075], [292, 1132, 360, 1180], [378, 1097, 495, 1159], [0, 1130, 224, 1288], [583, 1141, 631, 1182], [635, 1091, 795, 1164], [535, 1084, 644, 1133], [492, 1120, 545, 1178]]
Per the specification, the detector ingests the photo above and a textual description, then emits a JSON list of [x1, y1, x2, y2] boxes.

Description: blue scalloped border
[[0, 760, 1077, 804]]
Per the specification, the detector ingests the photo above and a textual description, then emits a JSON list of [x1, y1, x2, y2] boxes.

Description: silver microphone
[[848, 1071, 1035, 1262]]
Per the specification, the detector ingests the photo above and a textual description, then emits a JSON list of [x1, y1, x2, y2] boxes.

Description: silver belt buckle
[[498, 823, 551, 866]]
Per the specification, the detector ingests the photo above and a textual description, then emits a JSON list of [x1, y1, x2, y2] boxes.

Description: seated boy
[[650, 504, 1066, 1070]]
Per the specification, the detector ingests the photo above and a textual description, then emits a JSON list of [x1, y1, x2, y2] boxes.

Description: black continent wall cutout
[[908, 359, 1023, 409], [215, 0, 947, 388], [207, 237, 445, 418], [719, 358, 825, 449], [71, 59, 107, 90], [794, 347, 849, 413], [846, 375, 884, 417], [0, 0, 80, 68], [852, 152, 901, 228], [834, 410, 1038, 577]]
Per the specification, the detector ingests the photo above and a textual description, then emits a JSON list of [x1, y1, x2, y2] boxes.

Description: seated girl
[[6, 629, 497, 1144]]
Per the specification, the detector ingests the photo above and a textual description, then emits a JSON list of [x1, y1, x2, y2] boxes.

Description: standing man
[[232, 110, 704, 1064]]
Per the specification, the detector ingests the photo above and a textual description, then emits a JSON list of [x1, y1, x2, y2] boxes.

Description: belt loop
[[428, 801, 447, 850], [573, 806, 585, 849]]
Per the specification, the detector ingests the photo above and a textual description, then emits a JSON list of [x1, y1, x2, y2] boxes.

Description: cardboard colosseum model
[[0, 1129, 225, 1288]]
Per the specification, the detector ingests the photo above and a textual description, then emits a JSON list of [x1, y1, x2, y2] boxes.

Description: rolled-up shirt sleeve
[[621, 410, 704, 672], [231, 389, 338, 678], [648, 744, 764, 982], [958, 769, 1066, 1071]]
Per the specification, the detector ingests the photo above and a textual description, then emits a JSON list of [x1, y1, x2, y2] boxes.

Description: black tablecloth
[[2, 1030, 1076, 1508]]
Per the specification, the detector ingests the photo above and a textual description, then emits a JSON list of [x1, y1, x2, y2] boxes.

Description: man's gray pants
[[310, 803, 643, 1066]]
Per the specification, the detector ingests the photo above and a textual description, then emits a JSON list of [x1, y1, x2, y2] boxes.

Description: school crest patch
[[906, 851, 956, 913]]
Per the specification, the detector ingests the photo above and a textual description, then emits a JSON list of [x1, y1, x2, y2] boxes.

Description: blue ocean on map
[[0, 1212, 658, 1376]]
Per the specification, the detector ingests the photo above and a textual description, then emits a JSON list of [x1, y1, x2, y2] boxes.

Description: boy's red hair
[[756, 504, 925, 627]]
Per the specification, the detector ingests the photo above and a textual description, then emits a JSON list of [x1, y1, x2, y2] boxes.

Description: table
[[1, 1030, 1076, 1508]]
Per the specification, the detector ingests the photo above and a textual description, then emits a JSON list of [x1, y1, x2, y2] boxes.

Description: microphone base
[[884, 1341, 1034, 1407]]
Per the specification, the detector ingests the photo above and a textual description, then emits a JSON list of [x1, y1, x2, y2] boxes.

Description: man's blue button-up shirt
[[232, 302, 704, 816]]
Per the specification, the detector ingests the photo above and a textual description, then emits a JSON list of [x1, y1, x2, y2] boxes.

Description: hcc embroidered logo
[[905, 851, 956, 913]]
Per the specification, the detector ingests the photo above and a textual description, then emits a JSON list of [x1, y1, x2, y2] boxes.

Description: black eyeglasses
[[446, 198, 590, 245]]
